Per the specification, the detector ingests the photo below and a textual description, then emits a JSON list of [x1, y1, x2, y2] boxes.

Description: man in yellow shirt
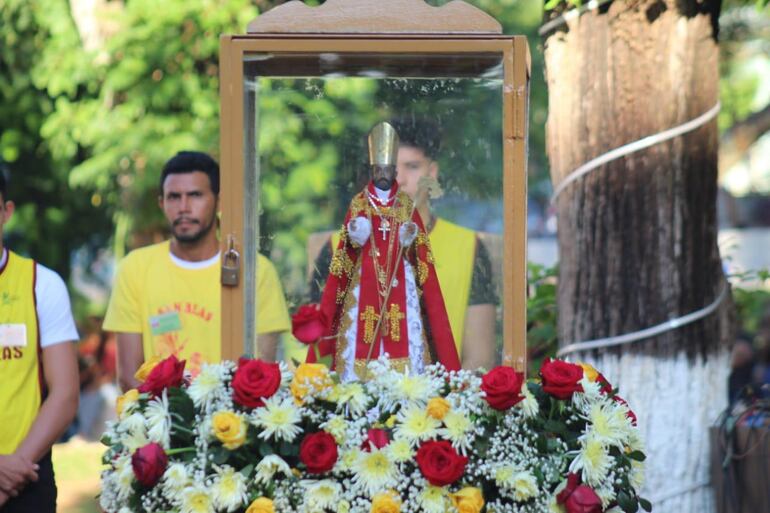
[[103, 151, 290, 390], [0, 173, 79, 511], [306, 119, 497, 369]]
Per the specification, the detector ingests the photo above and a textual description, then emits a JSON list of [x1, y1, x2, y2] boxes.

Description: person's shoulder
[[34, 262, 67, 291], [120, 240, 171, 268], [257, 253, 279, 273], [435, 217, 476, 237]]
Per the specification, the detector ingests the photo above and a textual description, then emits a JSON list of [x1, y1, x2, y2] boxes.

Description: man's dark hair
[[160, 151, 220, 195], [389, 116, 442, 160]]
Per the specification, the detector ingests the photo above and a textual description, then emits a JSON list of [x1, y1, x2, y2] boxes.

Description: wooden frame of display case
[[219, 0, 530, 372]]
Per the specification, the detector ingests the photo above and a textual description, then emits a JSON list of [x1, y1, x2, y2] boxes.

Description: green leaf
[[639, 498, 652, 512], [627, 450, 646, 462], [617, 491, 639, 513]]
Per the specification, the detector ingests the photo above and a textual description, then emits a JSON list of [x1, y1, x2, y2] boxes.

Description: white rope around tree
[[557, 284, 729, 357], [551, 102, 721, 202]]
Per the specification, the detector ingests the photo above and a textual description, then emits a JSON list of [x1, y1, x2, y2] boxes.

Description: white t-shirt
[[0, 249, 79, 348]]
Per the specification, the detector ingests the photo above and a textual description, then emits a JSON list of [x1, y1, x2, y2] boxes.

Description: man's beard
[[172, 215, 216, 244], [374, 177, 393, 190]]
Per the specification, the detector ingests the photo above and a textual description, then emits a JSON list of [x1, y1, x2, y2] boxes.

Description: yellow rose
[[290, 363, 333, 403], [450, 487, 484, 513], [578, 363, 599, 382], [134, 355, 162, 382], [246, 497, 275, 513], [426, 397, 451, 420], [115, 389, 139, 418], [371, 491, 401, 513], [212, 411, 247, 450]]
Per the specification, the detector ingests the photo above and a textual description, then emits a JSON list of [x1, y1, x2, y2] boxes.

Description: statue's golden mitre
[[368, 121, 399, 166]]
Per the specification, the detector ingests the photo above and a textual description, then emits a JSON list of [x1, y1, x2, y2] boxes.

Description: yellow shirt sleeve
[[256, 254, 291, 334], [103, 253, 143, 333]]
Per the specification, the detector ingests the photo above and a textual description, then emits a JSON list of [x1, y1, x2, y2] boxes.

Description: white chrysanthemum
[[187, 364, 224, 408], [252, 396, 303, 442], [577, 377, 603, 402], [351, 448, 399, 496], [518, 382, 539, 418], [254, 454, 293, 484], [330, 382, 368, 416], [393, 374, 436, 403], [339, 448, 362, 472], [162, 462, 190, 501], [418, 485, 449, 513], [548, 495, 565, 513], [120, 428, 150, 453], [629, 460, 645, 490], [213, 465, 248, 512], [117, 507, 133, 513], [322, 415, 348, 444], [385, 438, 413, 463], [394, 404, 440, 446], [595, 485, 616, 508], [181, 485, 215, 513], [145, 392, 171, 448], [512, 471, 539, 501], [495, 465, 516, 487], [303, 479, 341, 510], [585, 402, 628, 449], [569, 436, 612, 485], [113, 454, 134, 501], [120, 411, 146, 435], [439, 411, 473, 453], [337, 499, 351, 513]]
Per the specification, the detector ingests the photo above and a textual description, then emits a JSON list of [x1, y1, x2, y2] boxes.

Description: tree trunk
[[543, 1, 732, 512]]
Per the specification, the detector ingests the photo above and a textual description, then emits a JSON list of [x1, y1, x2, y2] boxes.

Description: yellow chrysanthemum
[[291, 363, 333, 403], [134, 355, 161, 382], [385, 438, 413, 462], [426, 397, 451, 420], [371, 491, 401, 513], [450, 487, 484, 513], [571, 437, 612, 485], [212, 411, 247, 450], [511, 471, 538, 501], [245, 497, 275, 513], [418, 486, 448, 513], [115, 389, 139, 419]]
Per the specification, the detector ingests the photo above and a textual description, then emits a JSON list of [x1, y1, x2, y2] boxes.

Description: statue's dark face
[[371, 164, 397, 190]]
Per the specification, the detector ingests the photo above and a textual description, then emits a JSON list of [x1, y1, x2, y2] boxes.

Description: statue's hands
[[399, 222, 418, 246], [347, 216, 371, 247]]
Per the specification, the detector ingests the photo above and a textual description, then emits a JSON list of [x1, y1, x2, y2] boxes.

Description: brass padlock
[[221, 247, 240, 287]]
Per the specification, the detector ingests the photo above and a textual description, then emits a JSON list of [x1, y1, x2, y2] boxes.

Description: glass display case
[[218, 0, 530, 371]]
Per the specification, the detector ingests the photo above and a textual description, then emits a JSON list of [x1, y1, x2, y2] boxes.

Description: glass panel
[[243, 52, 504, 369]]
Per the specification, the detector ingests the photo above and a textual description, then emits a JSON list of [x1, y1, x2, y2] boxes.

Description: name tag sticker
[[149, 312, 182, 336], [0, 324, 27, 347]]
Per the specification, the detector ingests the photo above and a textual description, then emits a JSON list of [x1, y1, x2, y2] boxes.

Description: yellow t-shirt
[[103, 241, 290, 372], [0, 252, 41, 454]]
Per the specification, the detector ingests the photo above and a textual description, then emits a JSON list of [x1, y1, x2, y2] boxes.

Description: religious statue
[[309, 121, 460, 381]]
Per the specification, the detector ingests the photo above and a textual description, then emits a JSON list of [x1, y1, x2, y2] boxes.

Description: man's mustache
[[173, 217, 199, 226]]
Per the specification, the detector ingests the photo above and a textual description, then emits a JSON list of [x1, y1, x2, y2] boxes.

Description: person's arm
[[461, 304, 496, 370], [117, 332, 144, 391], [14, 342, 78, 463], [257, 333, 280, 362], [462, 237, 498, 370]]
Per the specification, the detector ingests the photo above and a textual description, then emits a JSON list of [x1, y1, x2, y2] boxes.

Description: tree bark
[[543, 1, 732, 511]]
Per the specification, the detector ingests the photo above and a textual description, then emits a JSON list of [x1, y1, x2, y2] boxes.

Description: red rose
[[300, 432, 338, 474], [480, 366, 525, 410], [613, 395, 637, 425], [556, 473, 603, 513], [137, 355, 185, 397], [415, 440, 468, 486], [596, 372, 613, 395], [292, 304, 327, 344], [540, 358, 584, 400], [361, 428, 390, 452], [231, 358, 281, 408], [131, 442, 168, 488]]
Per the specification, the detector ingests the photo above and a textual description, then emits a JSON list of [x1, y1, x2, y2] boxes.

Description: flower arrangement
[[100, 355, 650, 513]]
